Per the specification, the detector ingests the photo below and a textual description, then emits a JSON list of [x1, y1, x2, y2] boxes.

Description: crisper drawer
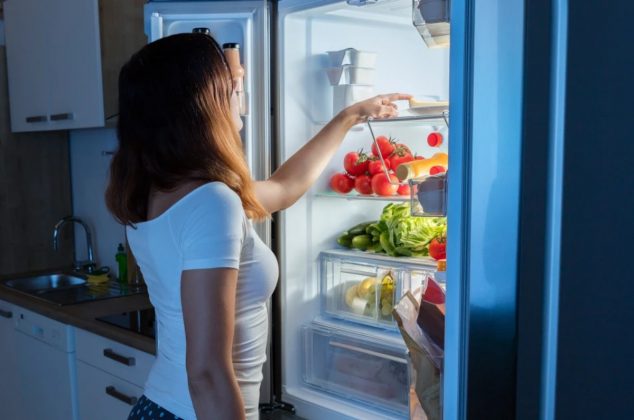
[[302, 319, 410, 417], [76, 328, 155, 388], [320, 249, 437, 329], [77, 360, 144, 420]]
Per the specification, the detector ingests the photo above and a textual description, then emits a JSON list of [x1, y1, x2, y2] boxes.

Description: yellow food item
[[356, 277, 377, 299], [345, 285, 359, 307], [395, 152, 449, 181], [409, 98, 449, 108]]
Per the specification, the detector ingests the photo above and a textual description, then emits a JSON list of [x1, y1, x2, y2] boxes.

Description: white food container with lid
[[326, 65, 376, 86], [326, 48, 377, 68]]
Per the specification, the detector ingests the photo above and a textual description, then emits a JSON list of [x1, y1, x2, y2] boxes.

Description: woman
[[106, 33, 409, 420]]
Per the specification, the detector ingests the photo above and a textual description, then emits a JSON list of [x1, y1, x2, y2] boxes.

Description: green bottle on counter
[[115, 243, 128, 284]]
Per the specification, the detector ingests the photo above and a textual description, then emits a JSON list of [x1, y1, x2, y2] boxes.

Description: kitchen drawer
[[76, 328, 154, 388], [320, 249, 437, 330], [77, 360, 143, 420], [302, 318, 410, 416]]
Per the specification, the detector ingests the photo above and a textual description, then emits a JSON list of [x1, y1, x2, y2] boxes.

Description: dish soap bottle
[[115, 243, 128, 284]]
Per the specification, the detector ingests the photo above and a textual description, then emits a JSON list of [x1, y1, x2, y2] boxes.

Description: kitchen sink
[[3, 273, 87, 294]]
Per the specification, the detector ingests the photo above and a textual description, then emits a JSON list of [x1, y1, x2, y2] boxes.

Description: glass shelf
[[367, 111, 448, 128], [315, 191, 409, 201]]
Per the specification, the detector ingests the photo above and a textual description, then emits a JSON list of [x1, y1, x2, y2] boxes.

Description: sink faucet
[[53, 216, 96, 274]]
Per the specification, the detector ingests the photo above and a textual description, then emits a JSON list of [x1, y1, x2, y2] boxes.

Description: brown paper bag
[[393, 291, 442, 420]]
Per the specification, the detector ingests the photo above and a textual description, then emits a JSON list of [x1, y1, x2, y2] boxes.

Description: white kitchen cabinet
[[0, 300, 20, 420], [4, 0, 104, 132], [77, 360, 144, 420], [76, 328, 155, 417], [3, 0, 147, 133]]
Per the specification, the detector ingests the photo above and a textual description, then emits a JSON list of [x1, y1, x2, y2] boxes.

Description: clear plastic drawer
[[302, 319, 410, 417], [320, 249, 437, 330]]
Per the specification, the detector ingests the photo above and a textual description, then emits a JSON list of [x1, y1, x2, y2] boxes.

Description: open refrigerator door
[[276, 0, 450, 418]]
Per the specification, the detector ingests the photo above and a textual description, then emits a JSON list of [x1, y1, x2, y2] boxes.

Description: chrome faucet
[[53, 216, 96, 274]]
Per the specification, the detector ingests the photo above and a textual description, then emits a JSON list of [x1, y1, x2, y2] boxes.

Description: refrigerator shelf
[[368, 112, 448, 127], [316, 191, 409, 201]]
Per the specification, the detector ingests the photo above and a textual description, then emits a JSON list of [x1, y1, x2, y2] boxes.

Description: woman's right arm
[[181, 268, 245, 420]]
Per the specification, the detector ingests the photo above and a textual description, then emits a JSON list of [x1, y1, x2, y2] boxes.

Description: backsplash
[[70, 128, 124, 273]]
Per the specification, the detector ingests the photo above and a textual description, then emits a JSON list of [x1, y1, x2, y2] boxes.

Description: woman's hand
[[339, 93, 413, 127]]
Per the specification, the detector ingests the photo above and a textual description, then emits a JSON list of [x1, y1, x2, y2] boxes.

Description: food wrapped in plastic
[[393, 287, 444, 420]]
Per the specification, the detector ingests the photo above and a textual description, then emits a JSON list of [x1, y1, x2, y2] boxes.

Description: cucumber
[[351, 234, 372, 251], [337, 234, 353, 248], [348, 221, 374, 236]]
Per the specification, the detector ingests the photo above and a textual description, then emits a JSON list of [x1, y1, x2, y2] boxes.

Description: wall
[[70, 128, 124, 273], [0, 20, 74, 275]]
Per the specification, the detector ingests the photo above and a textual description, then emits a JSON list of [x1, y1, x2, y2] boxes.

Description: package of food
[[393, 290, 443, 420]]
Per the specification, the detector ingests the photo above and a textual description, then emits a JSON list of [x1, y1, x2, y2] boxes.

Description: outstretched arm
[[254, 93, 411, 213]]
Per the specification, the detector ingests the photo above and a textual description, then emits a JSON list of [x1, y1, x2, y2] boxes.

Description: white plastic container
[[332, 85, 375, 114], [302, 317, 410, 417], [320, 249, 437, 329], [326, 65, 376, 86], [326, 48, 377, 67]]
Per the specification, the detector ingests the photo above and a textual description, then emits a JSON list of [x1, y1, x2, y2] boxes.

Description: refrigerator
[[144, 1, 524, 419]]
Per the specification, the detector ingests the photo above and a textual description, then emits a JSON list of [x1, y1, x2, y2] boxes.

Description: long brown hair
[[106, 33, 267, 225]]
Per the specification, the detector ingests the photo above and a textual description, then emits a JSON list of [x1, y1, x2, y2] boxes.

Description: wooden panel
[[99, 0, 147, 121], [0, 47, 73, 275]]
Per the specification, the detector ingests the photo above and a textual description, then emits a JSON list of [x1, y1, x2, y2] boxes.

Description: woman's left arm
[[254, 93, 411, 213]]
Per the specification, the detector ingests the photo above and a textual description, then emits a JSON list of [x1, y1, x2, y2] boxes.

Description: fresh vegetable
[[397, 183, 411, 196], [388, 144, 414, 169], [351, 234, 372, 251], [344, 150, 370, 176], [371, 172, 399, 196], [354, 175, 373, 195], [429, 165, 446, 175], [380, 203, 447, 257], [427, 132, 443, 147], [348, 221, 374, 236], [330, 173, 354, 194], [337, 233, 352, 248], [368, 157, 390, 176], [428, 236, 446, 260], [371, 135, 395, 158]]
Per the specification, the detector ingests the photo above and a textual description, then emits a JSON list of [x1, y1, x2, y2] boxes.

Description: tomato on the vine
[[429, 237, 446, 260], [354, 174, 373, 195], [368, 158, 390, 176], [371, 172, 399, 196], [371, 135, 395, 158], [330, 173, 354, 194], [343, 150, 370, 176]]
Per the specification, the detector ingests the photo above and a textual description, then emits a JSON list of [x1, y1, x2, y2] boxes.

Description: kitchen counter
[[0, 268, 155, 355]]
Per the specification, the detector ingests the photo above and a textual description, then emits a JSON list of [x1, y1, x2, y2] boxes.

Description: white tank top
[[126, 182, 279, 420]]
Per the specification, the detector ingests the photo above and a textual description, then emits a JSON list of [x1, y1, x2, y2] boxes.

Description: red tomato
[[368, 158, 390, 176], [371, 172, 399, 196], [430, 165, 446, 175], [354, 174, 373, 195], [397, 183, 411, 196], [343, 151, 369, 176], [389, 153, 414, 170], [371, 135, 395, 158], [330, 173, 354, 194], [428, 237, 446, 260], [387, 143, 414, 169], [427, 132, 443, 147]]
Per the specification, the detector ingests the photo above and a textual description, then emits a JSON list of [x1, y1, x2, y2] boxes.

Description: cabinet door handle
[[50, 112, 74, 121], [105, 386, 138, 406], [0, 309, 12, 319], [25, 115, 47, 123], [103, 348, 136, 366]]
